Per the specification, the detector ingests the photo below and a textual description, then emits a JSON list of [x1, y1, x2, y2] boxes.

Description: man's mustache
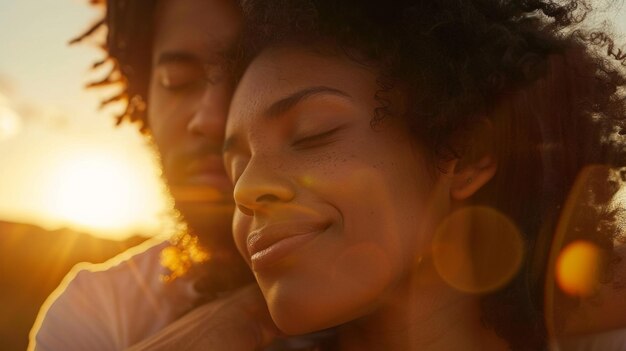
[[164, 142, 224, 183]]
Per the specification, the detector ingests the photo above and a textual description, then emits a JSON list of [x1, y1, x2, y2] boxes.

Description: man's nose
[[187, 82, 232, 140], [233, 156, 296, 215]]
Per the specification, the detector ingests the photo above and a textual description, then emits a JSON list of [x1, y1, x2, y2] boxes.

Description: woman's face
[[224, 46, 447, 334]]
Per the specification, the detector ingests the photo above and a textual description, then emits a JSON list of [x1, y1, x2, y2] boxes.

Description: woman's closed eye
[[292, 125, 345, 150]]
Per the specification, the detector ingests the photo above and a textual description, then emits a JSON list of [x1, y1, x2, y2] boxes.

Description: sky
[[0, 0, 171, 240], [0, 0, 625, 241]]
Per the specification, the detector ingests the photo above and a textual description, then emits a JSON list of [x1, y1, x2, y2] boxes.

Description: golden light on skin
[[45, 152, 155, 235], [556, 240, 602, 297], [298, 175, 315, 187], [432, 206, 524, 294]]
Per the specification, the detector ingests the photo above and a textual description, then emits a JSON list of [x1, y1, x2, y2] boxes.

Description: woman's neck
[[336, 259, 509, 351]]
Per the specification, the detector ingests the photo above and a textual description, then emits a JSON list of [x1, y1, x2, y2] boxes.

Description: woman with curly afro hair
[[221, 0, 626, 350]]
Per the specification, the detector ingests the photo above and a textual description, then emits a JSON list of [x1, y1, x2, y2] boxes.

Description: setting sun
[[42, 149, 169, 239]]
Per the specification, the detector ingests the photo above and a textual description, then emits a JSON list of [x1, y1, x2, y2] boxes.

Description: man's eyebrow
[[156, 49, 235, 66], [264, 86, 352, 119], [156, 51, 202, 65]]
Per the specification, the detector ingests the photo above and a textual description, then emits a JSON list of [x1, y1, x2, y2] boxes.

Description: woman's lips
[[247, 222, 329, 269]]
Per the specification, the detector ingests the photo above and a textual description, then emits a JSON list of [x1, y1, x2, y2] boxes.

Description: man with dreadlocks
[[28, 0, 283, 350]]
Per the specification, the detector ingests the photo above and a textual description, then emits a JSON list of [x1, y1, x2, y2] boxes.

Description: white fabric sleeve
[[29, 266, 119, 351], [28, 240, 198, 351]]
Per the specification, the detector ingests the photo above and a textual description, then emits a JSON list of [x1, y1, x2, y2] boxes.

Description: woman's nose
[[233, 157, 295, 215]]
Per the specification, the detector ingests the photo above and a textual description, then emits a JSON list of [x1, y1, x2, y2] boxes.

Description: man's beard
[[149, 138, 236, 249], [149, 140, 254, 293], [176, 200, 254, 295], [174, 199, 235, 247], [171, 198, 254, 299]]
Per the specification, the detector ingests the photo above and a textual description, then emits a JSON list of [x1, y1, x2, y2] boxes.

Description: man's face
[[148, 0, 240, 248]]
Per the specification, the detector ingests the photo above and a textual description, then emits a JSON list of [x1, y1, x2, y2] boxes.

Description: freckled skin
[[225, 46, 446, 334]]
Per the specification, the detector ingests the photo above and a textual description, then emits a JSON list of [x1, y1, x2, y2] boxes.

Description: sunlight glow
[[46, 152, 155, 235], [0, 95, 21, 139]]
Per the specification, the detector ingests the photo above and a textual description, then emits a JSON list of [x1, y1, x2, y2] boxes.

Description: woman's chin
[[265, 286, 375, 336], [271, 308, 345, 336], [267, 299, 338, 335]]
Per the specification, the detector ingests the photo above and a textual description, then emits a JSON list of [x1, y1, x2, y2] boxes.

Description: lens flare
[[556, 240, 602, 297], [543, 165, 614, 341], [432, 206, 524, 294]]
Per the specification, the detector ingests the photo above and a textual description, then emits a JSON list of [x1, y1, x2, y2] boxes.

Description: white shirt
[[29, 240, 201, 351]]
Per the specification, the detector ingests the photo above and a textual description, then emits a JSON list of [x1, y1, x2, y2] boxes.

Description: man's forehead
[[152, 0, 241, 60]]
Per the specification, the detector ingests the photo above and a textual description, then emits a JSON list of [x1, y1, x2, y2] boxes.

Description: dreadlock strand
[[69, 19, 105, 45], [91, 58, 109, 69], [99, 93, 126, 109]]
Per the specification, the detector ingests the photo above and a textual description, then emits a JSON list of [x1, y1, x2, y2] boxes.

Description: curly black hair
[[235, 0, 626, 349]]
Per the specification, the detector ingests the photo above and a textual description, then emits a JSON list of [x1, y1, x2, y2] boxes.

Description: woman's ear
[[448, 117, 498, 201], [450, 155, 497, 200]]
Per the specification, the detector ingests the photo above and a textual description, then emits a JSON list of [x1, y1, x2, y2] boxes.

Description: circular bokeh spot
[[556, 240, 602, 297], [432, 206, 524, 293]]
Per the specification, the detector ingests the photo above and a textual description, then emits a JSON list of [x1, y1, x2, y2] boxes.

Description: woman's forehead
[[232, 46, 379, 110]]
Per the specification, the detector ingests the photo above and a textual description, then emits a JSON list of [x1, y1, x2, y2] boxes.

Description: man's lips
[[168, 154, 233, 203], [246, 221, 329, 269], [185, 154, 227, 176]]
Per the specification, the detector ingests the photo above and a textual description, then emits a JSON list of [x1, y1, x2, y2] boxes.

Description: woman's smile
[[246, 220, 331, 269]]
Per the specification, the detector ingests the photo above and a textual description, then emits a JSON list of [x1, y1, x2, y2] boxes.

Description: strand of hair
[[69, 19, 105, 45]]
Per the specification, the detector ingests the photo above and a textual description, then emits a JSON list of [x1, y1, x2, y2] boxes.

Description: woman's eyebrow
[[223, 86, 351, 154], [264, 86, 352, 119]]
